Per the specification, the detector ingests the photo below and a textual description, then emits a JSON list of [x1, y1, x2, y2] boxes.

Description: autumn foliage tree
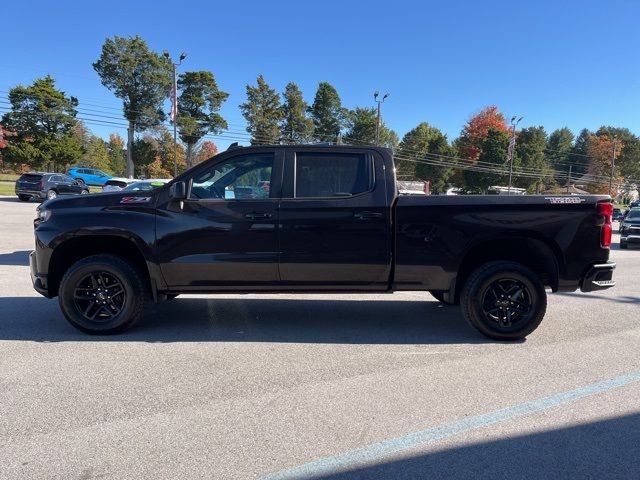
[[193, 140, 218, 165], [458, 106, 509, 160], [586, 134, 623, 194]]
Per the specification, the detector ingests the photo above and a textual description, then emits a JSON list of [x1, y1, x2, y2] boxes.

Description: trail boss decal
[[120, 196, 152, 204], [544, 196, 586, 204]]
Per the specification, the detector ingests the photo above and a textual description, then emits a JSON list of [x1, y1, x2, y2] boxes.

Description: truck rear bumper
[[580, 261, 616, 292], [30, 250, 51, 298]]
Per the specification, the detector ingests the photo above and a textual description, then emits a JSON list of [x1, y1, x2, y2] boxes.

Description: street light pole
[[163, 50, 187, 177], [507, 116, 523, 194], [374, 91, 389, 146], [609, 135, 618, 196]]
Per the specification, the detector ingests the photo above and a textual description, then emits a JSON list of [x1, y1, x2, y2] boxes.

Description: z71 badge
[[544, 196, 586, 204], [120, 196, 152, 204]]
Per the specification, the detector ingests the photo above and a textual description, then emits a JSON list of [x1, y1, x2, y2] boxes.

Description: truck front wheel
[[58, 254, 148, 334], [460, 261, 546, 340]]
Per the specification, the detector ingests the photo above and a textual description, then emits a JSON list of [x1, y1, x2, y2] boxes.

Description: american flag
[[169, 78, 177, 122]]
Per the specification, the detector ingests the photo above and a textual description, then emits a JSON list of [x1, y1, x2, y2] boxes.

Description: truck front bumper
[[580, 261, 616, 292], [30, 250, 51, 297]]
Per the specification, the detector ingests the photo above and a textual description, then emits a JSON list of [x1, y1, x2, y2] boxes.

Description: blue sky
[[2, 0, 640, 150]]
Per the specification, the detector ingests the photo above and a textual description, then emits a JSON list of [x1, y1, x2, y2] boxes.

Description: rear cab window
[[293, 152, 373, 198]]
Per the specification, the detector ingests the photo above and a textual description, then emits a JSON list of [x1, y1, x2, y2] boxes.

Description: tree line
[[0, 35, 638, 196]]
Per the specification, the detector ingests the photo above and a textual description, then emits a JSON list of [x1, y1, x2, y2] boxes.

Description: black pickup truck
[[30, 145, 616, 340]]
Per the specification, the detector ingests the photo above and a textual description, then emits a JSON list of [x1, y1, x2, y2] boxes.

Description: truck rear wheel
[[58, 254, 147, 334], [460, 261, 546, 340]]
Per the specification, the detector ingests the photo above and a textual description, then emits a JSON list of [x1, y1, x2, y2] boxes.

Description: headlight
[[37, 208, 51, 223]]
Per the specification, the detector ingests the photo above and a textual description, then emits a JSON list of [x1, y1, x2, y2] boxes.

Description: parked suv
[[67, 167, 112, 186], [15, 173, 89, 201], [620, 208, 640, 249]]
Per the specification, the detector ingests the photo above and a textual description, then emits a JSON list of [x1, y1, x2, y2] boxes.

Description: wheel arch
[[452, 235, 560, 302], [48, 233, 157, 298]]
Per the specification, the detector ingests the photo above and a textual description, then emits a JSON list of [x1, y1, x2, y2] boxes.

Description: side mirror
[[169, 181, 187, 200]]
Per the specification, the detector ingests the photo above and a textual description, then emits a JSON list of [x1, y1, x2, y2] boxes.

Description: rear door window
[[294, 152, 373, 198]]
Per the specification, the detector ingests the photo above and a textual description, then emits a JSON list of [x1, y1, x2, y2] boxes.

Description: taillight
[[597, 202, 613, 248]]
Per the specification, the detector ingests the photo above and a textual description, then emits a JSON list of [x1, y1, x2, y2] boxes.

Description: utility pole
[[374, 91, 389, 146], [567, 164, 572, 194], [163, 50, 187, 177], [609, 135, 618, 196], [507, 116, 523, 194]]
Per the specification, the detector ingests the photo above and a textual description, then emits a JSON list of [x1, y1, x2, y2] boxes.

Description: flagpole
[[507, 116, 523, 194], [172, 64, 178, 178], [163, 50, 187, 178]]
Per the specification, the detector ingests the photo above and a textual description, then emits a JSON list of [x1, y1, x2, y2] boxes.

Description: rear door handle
[[245, 212, 273, 220], [354, 211, 383, 220]]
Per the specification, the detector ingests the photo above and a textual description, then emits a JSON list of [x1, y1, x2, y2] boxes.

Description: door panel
[[156, 150, 282, 289], [278, 150, 391, 290], [157, 199, 279, 287]]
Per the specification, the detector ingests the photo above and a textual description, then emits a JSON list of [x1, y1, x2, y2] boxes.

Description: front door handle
[[245, 212, 273, 220], [354, 211, 383, 220]]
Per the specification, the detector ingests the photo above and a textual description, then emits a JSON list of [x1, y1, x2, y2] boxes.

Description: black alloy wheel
[[73, 271, 126, 322], [480, 278, 532, 329]]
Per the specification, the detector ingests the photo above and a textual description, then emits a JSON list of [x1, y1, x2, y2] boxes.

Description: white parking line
[[262, 370, 640, 480]]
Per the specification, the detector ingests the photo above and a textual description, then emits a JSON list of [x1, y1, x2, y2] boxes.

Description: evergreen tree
[[93, 35, 173, 177], [569, 128, 591, 175], [280, 82, 313, 143], [1, 75, 82, 171], [177, 71, 228, 168], [514, 126, 550, 192], [239, 75, 283, 144], [309, 82, 346, 142], [546, 127, 574, 170]]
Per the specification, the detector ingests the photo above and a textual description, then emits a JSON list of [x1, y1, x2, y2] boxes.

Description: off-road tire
[[58, 254, 147, 334], [460, 261, 546, 340]]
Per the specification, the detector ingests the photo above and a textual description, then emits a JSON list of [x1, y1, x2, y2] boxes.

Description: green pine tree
[[177, 71, 229, 168], [1, 75, 82, 171], [309, 82, 345, 142], [239, 75, 283, 145], [280, 82, 313, 144]]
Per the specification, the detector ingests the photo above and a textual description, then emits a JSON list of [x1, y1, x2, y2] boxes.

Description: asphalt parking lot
[[0, 196, 639, 479]]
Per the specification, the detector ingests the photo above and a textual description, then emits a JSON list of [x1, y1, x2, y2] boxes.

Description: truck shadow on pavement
[[305, 413, 640, 480], [0, 296, 497, 344], [0, 250, 30, 265], [557, 292, 640, 305]]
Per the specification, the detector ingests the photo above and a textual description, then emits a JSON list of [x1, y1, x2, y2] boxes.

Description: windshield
[[626, 209, 640, 220], [123, 181, 166, 191]]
